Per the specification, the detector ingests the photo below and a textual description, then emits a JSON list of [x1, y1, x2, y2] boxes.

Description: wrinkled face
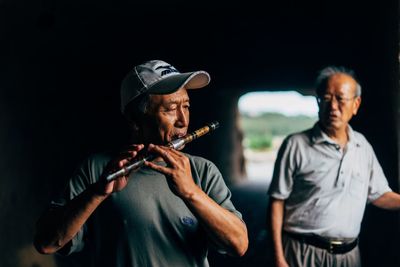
[[142, 87, 190, 145], [317, 73, 361, 133]]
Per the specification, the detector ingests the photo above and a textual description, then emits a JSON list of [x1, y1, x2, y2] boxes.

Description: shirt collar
[[310, 122, 361, 147]]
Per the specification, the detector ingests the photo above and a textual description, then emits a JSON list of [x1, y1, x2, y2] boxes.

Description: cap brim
[[147, 71, 210, 95]]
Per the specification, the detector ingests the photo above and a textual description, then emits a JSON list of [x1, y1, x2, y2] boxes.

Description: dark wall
[[0, 0, 399, 267]]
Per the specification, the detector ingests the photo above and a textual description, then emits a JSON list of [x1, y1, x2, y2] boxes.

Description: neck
[[319, 122, 349, 147]]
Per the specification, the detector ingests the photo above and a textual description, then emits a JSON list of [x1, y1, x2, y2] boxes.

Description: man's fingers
[[123, 144, 145, 156], [121, 150, 138, 159], [148, 144, 178, 165], [165, 147, 182, 157], [118, 159, 130, 168], [126, 144, 145, 151], [116, 144, 145, 162], [144, 161, 173, 176]]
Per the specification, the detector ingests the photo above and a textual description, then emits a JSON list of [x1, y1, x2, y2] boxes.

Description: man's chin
[[321, 120, 340, 130], [324, 123, 344, 132]]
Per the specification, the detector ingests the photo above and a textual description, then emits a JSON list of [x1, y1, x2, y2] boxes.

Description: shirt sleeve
[[189, 156, 244, 254], [268, 136, 296, 200], [51, 154, 110, 255], [195, 158, 243, 221], [367, 147, 392, 203]]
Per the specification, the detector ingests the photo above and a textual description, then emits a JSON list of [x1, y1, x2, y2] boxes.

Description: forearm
[[270, 198, 286, 263], [372, 191, 400, 210], [34, 184, 107, 254], [184, 186, 248, 257]]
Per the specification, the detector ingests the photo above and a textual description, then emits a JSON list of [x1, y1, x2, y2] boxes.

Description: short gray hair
[[315, 66, 362, 97], [124, 93, 151, 120], [123, 93, 151, 137]]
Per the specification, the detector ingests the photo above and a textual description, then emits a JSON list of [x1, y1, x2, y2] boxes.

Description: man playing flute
[[34, 59, 248, 267]]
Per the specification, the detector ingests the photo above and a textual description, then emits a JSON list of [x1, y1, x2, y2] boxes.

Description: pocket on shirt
[[349, 173, 366, 199]]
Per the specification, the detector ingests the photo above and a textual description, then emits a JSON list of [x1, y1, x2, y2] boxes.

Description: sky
[[238, 91, 318, 117]]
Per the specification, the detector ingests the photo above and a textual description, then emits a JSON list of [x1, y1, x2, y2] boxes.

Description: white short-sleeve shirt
[[268, 123, 391, 238]]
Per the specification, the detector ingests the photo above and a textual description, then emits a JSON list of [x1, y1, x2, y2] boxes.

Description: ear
[[352, 96, 361, 115]]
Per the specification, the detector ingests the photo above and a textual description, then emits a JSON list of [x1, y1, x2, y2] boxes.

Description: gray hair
[[124, 93, 151, 119], [123, 93, 151, 137], [315, 66, 362, 97]]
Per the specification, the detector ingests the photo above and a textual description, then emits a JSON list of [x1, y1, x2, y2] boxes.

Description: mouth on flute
[[106, 122, 219, 182], [170, 132, 187, 141]]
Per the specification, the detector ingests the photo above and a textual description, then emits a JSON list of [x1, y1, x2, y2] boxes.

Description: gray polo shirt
[[268, 123, 391, 238], [52, 153, 243, 267]]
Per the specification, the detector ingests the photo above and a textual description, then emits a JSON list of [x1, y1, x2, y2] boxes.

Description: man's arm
[[34, 145, 144, 254], [145, 144, 248, 256], [270, 198, 289, 267], [180, 182, 248, 256], [34, 185, 108, 254], [372, 191, 400, 210]]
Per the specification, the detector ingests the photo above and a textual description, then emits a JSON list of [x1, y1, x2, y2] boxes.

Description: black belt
[[285, 231, 358, 254]]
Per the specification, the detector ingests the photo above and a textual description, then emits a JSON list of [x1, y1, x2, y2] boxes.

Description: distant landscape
[[240, 112, 317, 150]]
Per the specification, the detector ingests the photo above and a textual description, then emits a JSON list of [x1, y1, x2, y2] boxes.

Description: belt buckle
[[329, 240, 343, 253]]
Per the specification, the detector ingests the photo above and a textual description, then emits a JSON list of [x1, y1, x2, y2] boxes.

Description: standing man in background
[[269, 66, 400, 267]]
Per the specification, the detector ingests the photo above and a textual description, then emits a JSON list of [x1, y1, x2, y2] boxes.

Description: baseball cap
[[121, 60, 211, 114]]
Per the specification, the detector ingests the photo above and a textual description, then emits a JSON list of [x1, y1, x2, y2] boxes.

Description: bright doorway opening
[[238, 91, 318, 184]]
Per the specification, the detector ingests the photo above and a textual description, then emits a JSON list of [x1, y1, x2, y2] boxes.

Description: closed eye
[[163, 104, 177, 112]]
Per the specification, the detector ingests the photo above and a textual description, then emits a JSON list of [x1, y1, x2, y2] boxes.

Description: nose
[[327, 96, 339, 110], [175, 107, 189, 128]]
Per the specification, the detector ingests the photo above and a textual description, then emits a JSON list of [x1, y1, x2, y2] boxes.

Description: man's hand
[[144, 144, 196, 199], [270, 198, 289, 267], [144, 143, 248, 256], [34, 145, 144, 255], [275, 257, 290, 267], [96, 144, 144, 196]]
